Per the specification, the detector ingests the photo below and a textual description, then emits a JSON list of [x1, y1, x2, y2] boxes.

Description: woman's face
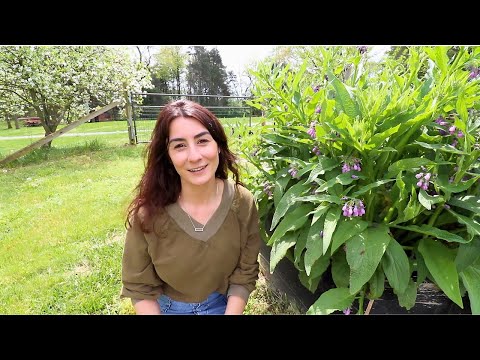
[[167, 116, 219, 188]]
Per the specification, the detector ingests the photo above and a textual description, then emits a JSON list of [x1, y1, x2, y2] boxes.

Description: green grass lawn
[[0, 117, 262, 158], [0, 133, 299, 315]]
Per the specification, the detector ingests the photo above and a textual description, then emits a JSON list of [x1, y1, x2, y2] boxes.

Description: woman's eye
[[198, 138, 209, 144], [174, 143, 186, 149]]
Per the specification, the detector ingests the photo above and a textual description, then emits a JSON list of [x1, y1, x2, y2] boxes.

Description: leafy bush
[[241, 46, 480, 314]]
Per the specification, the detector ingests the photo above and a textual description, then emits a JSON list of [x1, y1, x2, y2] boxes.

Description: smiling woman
[[121, 99, 262, 315]]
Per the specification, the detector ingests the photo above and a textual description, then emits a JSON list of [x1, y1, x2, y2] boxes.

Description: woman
[[121, 99, 261, 315]]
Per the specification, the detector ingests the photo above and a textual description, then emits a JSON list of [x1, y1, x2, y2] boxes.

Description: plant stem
[[357, 290, 365, 315]]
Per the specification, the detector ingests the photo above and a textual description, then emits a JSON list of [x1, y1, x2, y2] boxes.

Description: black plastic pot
[[259, 241, 471, 314]]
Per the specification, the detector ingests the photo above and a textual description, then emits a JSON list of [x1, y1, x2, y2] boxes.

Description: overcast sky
[[206, 45, 276, 74], [208, 45, 390, 74]]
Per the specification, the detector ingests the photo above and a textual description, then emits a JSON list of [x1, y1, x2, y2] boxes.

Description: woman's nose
[[187, 145, 202, 161]]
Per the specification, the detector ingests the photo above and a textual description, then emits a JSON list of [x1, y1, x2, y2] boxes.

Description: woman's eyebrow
[[169, 131, 211, 143]]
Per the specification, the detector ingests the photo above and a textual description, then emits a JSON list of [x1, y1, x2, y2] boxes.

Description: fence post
[[124, 91, 136, 145]]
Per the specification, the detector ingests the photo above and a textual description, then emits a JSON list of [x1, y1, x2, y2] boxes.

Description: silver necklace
[[186, 213, 206, 232], [182, 181, 219, 233]]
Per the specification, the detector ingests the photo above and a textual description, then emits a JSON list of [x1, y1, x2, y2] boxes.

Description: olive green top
[[121, 179, 261, 303]]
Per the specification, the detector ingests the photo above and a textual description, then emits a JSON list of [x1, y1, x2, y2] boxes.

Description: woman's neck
[[179, 178, 220, 206]]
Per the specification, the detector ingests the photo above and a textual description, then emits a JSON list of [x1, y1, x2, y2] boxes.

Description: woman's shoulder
[[131, 205, 169, 236]]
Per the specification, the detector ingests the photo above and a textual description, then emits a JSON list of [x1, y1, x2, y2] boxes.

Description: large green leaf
[[381, 237, 410, 294], [437, 175, 480, 193], [327, 71, 360, 118], [448, 195, 480, 214], [304, 157, 339, 184], [393, 224, 470, 243], [351, 179, 395, 198], [447, 209, 480, 237], [346, 225, 392, 294], [294, 194, 342, 205], [368, 268, 385, 299], [393, 187, 424, 225], [395, 280, 418, 310], [269, 231, 299, 273], [418, 238, 463, 308], [368, 124, 401, 148], [459, 257, 480, 314], [331, 250, 350, 288], [455, 237, 480, 273], [306, 287, 356, 315], [418, 189, 444, 211], [387, 158, 437, 175], [322, 206, 341, 255], [267, 204, 313, 245], [316, 172, 358, 193], [304, 215, 326, 275], [330, 217, 369, 255], [414, 141, 468, 155], [270, 182, 310, 230], [293, 225, 311, 267]]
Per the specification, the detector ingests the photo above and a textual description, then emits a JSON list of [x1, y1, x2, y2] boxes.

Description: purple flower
[[315, 106, 322, 114], [415, 172, 432, 190], [263, 181, 274, 198], [307, 121, 317, 139], [357, 46, 368, 54], [343, 307, 351, 315], [469, 67, 480, 80], [312, 85, 320, 93], [312, 146, 321, 156], [288, 165, 298, 178], [342, 199, 365, 218]]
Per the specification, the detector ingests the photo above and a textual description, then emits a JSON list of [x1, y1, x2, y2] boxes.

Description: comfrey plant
[[242, 46, 480, 314]]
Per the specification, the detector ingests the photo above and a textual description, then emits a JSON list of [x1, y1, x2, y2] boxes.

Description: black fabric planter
[[259, 241, 471, 314]]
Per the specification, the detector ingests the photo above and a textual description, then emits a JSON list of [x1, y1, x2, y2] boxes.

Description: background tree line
[[137, 45, 245, 107]]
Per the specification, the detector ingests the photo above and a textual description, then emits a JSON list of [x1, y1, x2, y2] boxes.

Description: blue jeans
[[158, 292, 228, 315]]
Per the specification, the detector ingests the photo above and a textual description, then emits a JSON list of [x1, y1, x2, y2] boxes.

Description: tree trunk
[[14, 117, 20, 129], [6, 117, 12, 129]]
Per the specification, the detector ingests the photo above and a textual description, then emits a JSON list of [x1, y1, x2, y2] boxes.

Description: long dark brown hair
[[126, 99, 242, 232]]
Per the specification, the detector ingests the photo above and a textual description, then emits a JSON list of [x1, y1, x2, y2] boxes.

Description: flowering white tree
[[0, 45, 152, 145], [0, 89, 27, 129]]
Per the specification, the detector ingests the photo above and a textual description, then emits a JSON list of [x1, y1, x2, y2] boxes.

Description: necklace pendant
[[194, 227, 204, 232]]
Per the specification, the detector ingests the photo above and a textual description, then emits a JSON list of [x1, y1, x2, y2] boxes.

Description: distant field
[[0, 117, 262, 159]]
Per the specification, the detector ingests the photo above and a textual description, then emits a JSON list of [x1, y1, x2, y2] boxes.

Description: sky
[[131, 45, 390, 76], [206, 45, 276, 74], [208, 45, 391, 74]]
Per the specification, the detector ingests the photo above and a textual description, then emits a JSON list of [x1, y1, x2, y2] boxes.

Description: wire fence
[[131, 93, 254, 143]]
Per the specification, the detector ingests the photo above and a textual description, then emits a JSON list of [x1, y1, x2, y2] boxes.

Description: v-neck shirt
[[165, 178, 233, 242], [121, 179, 262, 303]]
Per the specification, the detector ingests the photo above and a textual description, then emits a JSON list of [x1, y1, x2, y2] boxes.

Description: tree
[[0, 46, 152, 146], [0, 90, 27, 129], [144, 46, 188, 106], [185, 46, 230, 106]]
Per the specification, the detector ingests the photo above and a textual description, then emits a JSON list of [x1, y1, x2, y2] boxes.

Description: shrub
[[241, 46, 480, 314]]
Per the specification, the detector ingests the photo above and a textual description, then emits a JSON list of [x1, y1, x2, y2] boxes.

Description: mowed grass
[[0, 117, 259, 158], [0, 129, 300, 314]]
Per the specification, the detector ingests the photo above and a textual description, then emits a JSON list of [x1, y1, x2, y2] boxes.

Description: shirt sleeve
[[120, 214, 164, 300], [227, 187, 261, 302]]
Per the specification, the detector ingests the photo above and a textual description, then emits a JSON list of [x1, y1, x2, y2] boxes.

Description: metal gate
[[130, 93, 253, 143]]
